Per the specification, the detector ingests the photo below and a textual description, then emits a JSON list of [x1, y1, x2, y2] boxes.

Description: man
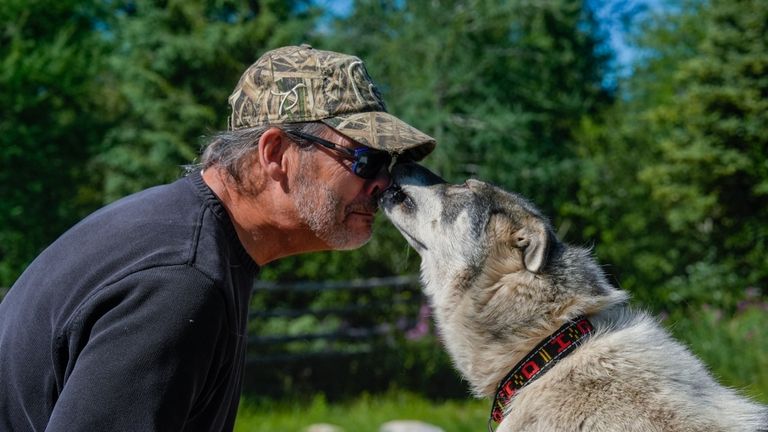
[[0, 45, 435, 431]]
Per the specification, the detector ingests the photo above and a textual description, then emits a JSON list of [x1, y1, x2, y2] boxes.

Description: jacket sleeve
[[46, 265, 228, 431]]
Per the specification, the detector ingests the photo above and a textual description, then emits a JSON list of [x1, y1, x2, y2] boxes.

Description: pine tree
[[640, 0, 768, 302], [96, 0, 319, 201], [570, 0, 767, 308], [0, 0, 111, 285]]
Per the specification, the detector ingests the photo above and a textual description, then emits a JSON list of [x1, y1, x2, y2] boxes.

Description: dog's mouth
[[379, 184, 428, 252], [395, 222, 428, 252]]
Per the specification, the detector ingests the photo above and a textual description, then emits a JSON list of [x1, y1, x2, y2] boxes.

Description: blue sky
[[593, 0, 668, 75]]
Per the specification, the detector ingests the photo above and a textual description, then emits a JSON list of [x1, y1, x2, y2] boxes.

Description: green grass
[[235, 391, 487, 432], [235, 303, 768, 431]]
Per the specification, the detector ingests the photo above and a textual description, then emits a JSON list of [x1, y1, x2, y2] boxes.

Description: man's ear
[[258, 127, 290, 182]]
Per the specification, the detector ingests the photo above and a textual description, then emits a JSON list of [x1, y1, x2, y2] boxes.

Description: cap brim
[[322, 112, 436, 161]]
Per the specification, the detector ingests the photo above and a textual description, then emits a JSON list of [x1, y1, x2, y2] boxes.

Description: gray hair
[[193, 121, 329, 187]]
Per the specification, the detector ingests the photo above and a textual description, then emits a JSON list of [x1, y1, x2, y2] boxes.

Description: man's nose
[[366, 166, 393, 198]]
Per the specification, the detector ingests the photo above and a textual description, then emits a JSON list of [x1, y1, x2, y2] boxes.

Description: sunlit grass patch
[[235, 390, 487, 432]]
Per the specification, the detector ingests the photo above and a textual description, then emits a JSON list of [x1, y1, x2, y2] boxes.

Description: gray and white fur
[[380, 163, 767, 432]]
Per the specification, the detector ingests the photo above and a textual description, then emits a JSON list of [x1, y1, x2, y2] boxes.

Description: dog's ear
[[489, 211, 551, 274], [513, 220, 550, 273], [474, 180, 553, 273]]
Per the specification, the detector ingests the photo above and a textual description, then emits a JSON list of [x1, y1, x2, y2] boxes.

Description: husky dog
[[380, 163, 767, 432]]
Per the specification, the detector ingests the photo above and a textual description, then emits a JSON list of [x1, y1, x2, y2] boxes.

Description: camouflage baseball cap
[[228, 44, 436, 161]]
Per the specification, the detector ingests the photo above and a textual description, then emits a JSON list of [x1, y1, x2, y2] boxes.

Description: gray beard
[[293, 169, 370, 250]]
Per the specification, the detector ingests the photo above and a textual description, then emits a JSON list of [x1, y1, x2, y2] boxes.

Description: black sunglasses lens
[[354, 151, 392, 179]]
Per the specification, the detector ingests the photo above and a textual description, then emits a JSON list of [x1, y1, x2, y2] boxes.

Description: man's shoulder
[[62, 175, 208, 269], [87, 175, 199, 227], [8, 176, 214, 300]]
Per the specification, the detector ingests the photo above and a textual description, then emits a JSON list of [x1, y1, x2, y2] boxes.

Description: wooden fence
[[242, 275, 431, 396], [246, 275, 424, 365]]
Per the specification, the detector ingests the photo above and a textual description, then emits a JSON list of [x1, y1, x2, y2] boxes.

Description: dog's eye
[[402, 194, 416, 210], [392, 188, 407, 202]]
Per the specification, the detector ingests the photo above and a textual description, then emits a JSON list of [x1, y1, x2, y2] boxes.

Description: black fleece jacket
[[0, 172, 259, 431]]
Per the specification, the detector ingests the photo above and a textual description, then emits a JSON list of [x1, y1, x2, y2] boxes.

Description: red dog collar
[[488, 316, 594, 431]]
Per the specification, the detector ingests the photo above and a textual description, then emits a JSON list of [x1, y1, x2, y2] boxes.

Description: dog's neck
[[489, 316, 595, 426], [424, 245, 629, 397]]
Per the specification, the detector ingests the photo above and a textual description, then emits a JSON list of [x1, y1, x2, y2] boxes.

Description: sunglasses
[[285, 130, 393, 179]]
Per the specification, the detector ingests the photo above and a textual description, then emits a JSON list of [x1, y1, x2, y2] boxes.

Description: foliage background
[[1, 0, 766, 417]]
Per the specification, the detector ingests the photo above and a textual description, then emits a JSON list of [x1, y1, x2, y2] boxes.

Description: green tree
[[639, 0, 768, 306], [0, 0, 110, 285], [96, 0, 320, 201], [565, 2, 704, 303], [569, 0, 767, 309]]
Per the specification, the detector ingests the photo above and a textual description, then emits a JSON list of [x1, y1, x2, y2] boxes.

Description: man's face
[[290, 128, 392, 250]]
